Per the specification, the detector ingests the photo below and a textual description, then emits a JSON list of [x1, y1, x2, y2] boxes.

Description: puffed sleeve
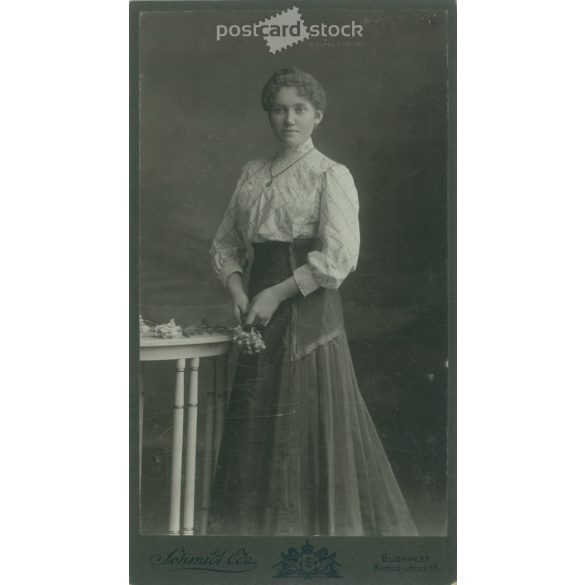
[[293, 163, 360, 296], [209, 162, 251, 286]]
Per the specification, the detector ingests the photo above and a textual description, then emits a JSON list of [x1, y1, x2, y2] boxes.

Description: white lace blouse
[[209, 138, 360, 297]]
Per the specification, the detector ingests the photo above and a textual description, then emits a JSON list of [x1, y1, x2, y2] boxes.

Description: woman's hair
[[261, 68, 326, 113]]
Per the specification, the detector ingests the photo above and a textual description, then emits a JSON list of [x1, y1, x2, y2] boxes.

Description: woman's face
[[268, 87, 323, 148]]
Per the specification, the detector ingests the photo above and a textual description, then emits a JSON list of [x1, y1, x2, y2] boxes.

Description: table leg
[[182, 358, 200, 536], [213, 356, 226, 469], [200, 364, 218, 535], [169, 358, 186, 535]]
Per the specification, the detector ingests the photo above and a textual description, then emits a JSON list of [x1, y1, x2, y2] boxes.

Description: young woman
[[208, 68, 418, 536]]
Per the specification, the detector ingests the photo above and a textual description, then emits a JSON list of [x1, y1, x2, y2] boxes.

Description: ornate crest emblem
[[273, 540, 342, 579]]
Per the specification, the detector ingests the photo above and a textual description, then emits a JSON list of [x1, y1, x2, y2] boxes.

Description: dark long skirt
[[208, 241, 418, 536]]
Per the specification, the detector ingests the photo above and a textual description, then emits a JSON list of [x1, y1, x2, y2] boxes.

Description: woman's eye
[[273, 107, 284, 114]]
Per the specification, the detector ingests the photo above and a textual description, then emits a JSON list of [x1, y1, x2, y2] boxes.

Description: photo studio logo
[[273, 540, 342, 579], [216, 6, 365, 54]]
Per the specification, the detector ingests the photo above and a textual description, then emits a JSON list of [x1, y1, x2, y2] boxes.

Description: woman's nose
[[285, 111, 295, 125]]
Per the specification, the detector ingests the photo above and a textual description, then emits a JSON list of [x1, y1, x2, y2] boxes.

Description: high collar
[[274, 137, 315, 165]]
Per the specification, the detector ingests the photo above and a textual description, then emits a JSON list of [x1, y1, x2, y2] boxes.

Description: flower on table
[[139, 315, 152, 336], [154, 318, 183, 339], [183, 319, 231, 337], [140, 316, 265, 352]]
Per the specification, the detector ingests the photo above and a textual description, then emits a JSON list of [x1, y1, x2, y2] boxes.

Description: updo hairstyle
[[260, 68, 326, 114]]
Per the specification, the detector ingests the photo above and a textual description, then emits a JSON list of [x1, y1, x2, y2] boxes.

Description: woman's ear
[[314, 110, 323, 127]]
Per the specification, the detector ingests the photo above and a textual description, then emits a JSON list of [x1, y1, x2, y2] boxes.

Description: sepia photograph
[[7, 1, 585, 585], [131, 1, 455, 582]]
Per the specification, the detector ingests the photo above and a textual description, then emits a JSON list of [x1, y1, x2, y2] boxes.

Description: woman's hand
[[245, 287, 281, 327], [226, 272, 249, 324], [231, 291, 249, 325]]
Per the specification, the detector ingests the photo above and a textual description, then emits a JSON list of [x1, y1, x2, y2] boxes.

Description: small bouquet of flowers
[[232, 325, 266, 355], [140, 315, 183, 338], [153, 318, 183, 339]]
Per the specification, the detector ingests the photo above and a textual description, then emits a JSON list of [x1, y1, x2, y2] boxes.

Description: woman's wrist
[[227, 271, 245, 297], [270, 276, 300, 303]]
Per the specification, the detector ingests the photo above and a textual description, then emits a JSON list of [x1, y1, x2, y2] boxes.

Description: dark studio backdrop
[[138, 6, 449, 536]]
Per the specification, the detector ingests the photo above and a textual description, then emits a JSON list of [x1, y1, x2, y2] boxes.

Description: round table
[[140, 333, 232, 535]]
